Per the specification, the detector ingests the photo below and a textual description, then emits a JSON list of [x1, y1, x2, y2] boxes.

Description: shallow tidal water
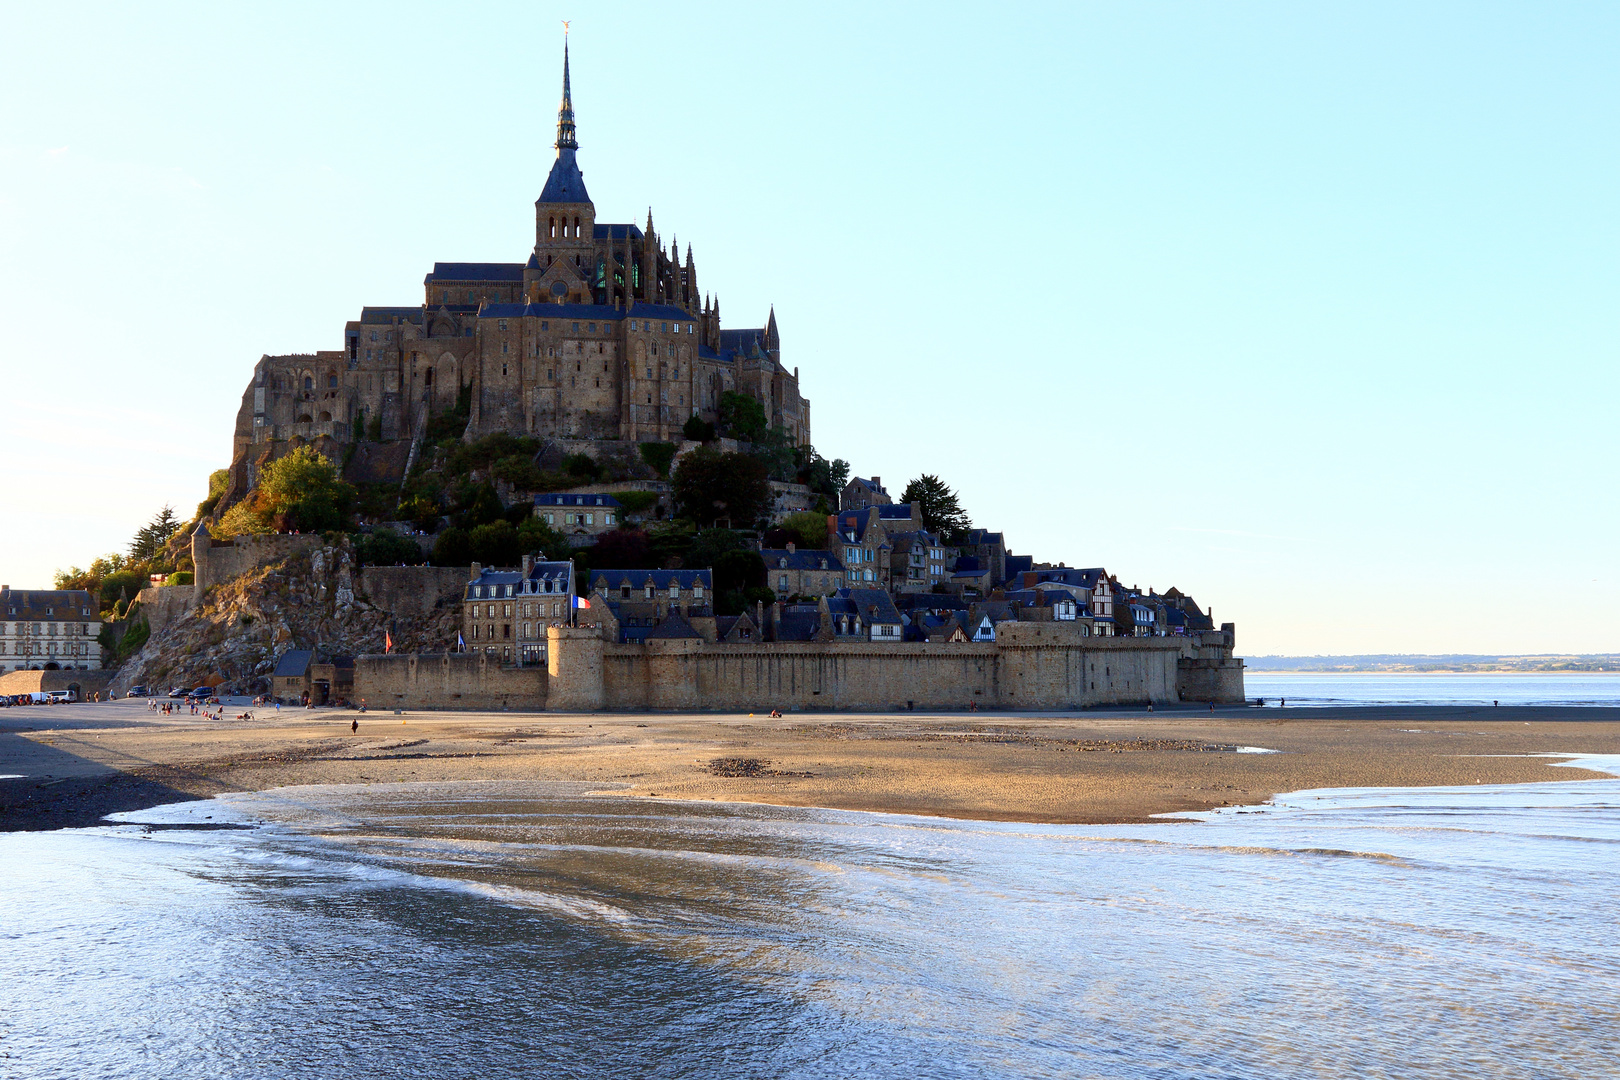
[[4, 761, 1620, 1079]]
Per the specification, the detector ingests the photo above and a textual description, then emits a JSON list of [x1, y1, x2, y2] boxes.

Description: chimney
[[522, 553, 534, 575], [470, 562, 482, 581], [872, 476, 881, 491]]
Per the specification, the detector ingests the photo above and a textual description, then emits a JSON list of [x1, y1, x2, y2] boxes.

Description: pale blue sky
[[2, 2, 1615, 655]]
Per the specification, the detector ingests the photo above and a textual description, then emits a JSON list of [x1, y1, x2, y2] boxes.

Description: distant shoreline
[[1247, 669, 1620, 676]]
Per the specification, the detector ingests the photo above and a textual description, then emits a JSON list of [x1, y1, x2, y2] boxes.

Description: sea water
[[1246, 671, 1620, 707], [3, 761, 1619, 1079]]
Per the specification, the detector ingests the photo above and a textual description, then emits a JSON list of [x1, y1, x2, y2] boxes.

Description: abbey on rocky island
[[229, 35, 807, 496]]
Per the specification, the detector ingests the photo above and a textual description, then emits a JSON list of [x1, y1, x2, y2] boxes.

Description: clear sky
[[2, 1, 1615, 656]]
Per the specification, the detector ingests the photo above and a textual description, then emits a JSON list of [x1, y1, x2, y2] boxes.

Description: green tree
[[901, 474, 972, 539], [259, 446, 356, 532], [431, 527, 471, 567], [682, 415, 715, 443], [748, 425, 798, 482], [355, 529, 426, 566], [515, 517, 570, 561], [776, 511, 831, 552], [671, 447, 771, 528], [130, 505, 182, 562], [795, 447, 849, 500], [468, 521, 520, 566], [713, 549, 768, 616], [639, 441, 677, 478], [458, 481, 505, 529], [683, 528, 748, 570], [398, 495, 442, 531], [718, 391, 768, 442], [196, 469, 230, 518], [561, 452, 601, 480]]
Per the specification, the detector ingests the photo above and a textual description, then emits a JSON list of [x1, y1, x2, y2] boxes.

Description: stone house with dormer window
[[462, 556, 575, 665], [534, 492, 621, 536], [0, 588, 103, 671], [757, 544, 845, 599]]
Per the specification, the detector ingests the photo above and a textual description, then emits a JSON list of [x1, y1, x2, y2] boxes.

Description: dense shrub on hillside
[[355, 529, 426, 566], [638, 442, 676, 479], [671, 447, 770, 528]]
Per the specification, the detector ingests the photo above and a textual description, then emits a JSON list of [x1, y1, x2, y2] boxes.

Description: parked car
[[128, 685, 150, 697], [167, 687, 188, 698], [46, 690, 77, 703], [187, 686, 213, 700]]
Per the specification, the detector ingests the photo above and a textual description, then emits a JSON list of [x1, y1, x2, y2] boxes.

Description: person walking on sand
[[351, 718, 358, 734]]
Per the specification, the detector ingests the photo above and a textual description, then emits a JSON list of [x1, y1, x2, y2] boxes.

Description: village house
[[463, 556, 576, 665], [533, 493, 622, 540], [757, 544, 845, 599], [0, 588, 102, 672], [826, 588, 904, 643], [589, 568, 714, 643], [840, 476, 891, 512]]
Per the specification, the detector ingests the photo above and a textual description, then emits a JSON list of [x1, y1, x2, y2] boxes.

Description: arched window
[[303, 376, 313, 391], [549, 217, 556, 238], [327, 374, 337, 388]]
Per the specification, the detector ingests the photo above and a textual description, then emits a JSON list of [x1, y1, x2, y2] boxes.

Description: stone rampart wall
[[193, 532, 322, 591], [354, 652, 546, 711], [0, 669, 116, 697], [357, 566, 470, 619], [133, 586, 197, 636], [596, 633, 1189, 712], [376, 626, 1245, 714]]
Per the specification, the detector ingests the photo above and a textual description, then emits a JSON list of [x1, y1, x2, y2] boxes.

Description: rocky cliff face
[[110, 542, 462, 695]]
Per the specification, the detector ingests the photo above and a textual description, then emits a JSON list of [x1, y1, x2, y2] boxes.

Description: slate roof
[[359, 307, 425, 325], [773, 605, 822, 642], [968, 529, 1005, 549], [272, 649, 313, 679], [626, 304, 699, 323], [645, 612, 702, 640], [876, 504, 917, 521], [0, 589, 98, 620], [464, 561, 575, 600], [892, 593, 968, 613], [1003, 554, 1034, 581], [478, 303, 626, 321], [758, 549, 845, 572], [592, 223, 645, 240], [834, 588, 902, 626], [538, 148, 591, 204], [535, 493, 622, 508], [1021, 567, 1108, 591], [590, 569, 713, 593], [834, 512, 872, 543], [424, 262, 526, 283]]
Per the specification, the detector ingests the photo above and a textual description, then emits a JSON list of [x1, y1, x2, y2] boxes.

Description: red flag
[[385, 629, 394, 654]]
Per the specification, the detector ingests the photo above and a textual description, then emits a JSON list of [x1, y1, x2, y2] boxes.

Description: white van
[[46, 689, 77, 703]]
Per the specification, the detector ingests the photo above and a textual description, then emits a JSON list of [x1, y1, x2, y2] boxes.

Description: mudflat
[[4, 700, 1620, 831]]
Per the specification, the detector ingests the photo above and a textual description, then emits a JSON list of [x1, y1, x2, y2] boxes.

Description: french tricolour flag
[[572, 595, 591, 609]]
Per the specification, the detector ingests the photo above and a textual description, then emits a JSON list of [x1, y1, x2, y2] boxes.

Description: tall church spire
[[555, 26, 578, 150]]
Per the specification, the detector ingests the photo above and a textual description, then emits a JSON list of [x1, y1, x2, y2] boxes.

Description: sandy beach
[[4, 699, 1620, 831]]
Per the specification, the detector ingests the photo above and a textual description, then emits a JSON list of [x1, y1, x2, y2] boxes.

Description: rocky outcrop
[[109, 541, 461, 696]]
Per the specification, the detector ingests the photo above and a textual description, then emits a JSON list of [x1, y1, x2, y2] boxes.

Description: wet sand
[[4, 699, 1620, 830]]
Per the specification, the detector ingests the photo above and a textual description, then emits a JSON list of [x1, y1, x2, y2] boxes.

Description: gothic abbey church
[[228, 39, 808, 495]]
